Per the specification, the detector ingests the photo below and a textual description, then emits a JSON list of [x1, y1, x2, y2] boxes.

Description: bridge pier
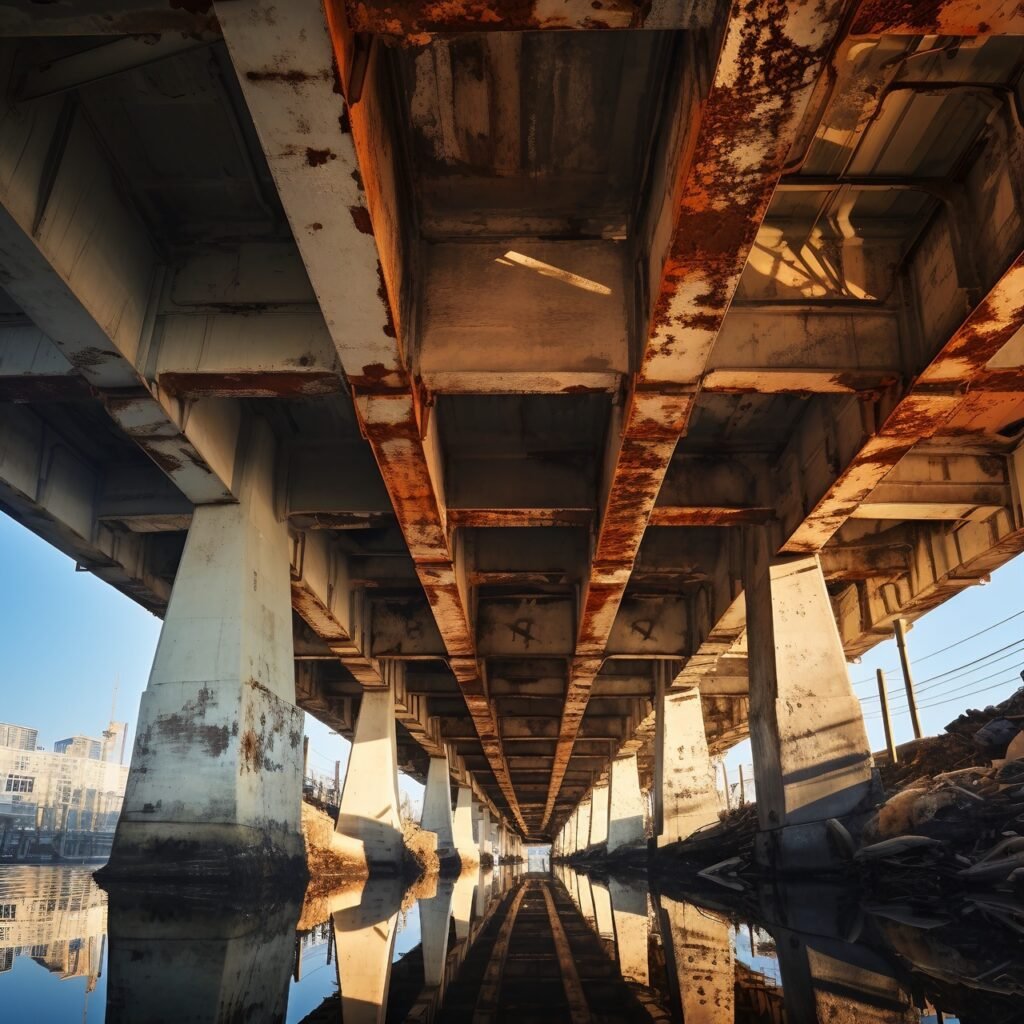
[[609, 878, 650, 986], [745, 542, 875, 871], [452, 786, 479, 869], [476, 804, 492, 862], [655, 686, 721, 847], [105, 425, 305, 883], [588, 783, 609, 854], [607, 754, 646, 854], [333, 686, 404, 874], [575, 795, 592, 856], [419, 877, 455, 987], [420, 754, 458, 869]]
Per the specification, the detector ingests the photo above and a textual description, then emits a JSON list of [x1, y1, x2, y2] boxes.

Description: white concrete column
[[660, 897, 734, 1023], [577, 872, 597, 928], [490, 823, 500, 860], [476, 804, 492, 860], [452, 786, 479, 869], [589, 784, 610, 850], [108, 423, 304, 881], [608, 754, 646, 854], [744, 544, 873, 861], [420, 755, 457, 862], [610, 879, 650, 986], [575, 796, 592, 855], [332, 879, 402, 1024], [476, 867, 493, 917], [656, 684, 721, 847], [333, 684, 403, 872], [566, 810, 578, 855]]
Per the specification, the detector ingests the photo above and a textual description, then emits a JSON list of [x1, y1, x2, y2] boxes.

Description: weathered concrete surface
[[655, 689, 721, 847], [453, 786, 479, 869], [420, 754, 458, 866], [333, 687, 404, 874], [608, 754, 647, 854], [745, 545, 875, 868], [105, 426, 304, 883]]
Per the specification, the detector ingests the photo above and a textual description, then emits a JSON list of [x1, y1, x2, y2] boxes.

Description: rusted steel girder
[[339, 0, 706, 35], [217, 0, 525, 833], [784, 250, 1024, 553], [540, 0, 848, 831], [850, 0, 1024, 36]]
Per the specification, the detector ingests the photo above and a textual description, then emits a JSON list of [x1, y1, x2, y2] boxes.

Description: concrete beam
[[216, 0, 524, 832], [543, 0, 848, 830], [0, 73, 239, 503], [0, 403, 172, 613]]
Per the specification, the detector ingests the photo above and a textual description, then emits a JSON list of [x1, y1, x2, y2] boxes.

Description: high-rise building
[[0, 724, 37, 752], [52, 736, 102, 760]]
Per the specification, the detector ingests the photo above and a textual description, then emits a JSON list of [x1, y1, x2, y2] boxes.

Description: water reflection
[[2, 860, 1023, 1021]]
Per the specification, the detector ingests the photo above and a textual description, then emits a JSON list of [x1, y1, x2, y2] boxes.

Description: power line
[[851, 608, 1024, 687], [916, 637, 1024, 685]]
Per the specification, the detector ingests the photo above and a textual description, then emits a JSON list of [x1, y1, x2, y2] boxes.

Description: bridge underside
[[1, 0, 1023, 859]]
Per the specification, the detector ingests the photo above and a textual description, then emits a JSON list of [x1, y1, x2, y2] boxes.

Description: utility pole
[[894, 618, 923, 739], [876, 669, 898, 764], [738, 764, 746, 806], [722, 762, 731, 810], [302, 736, 309, 784], [334, 760, 341, 806]]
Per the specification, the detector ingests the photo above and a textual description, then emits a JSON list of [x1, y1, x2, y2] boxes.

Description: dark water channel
[[0, 861, 1020, 1022]]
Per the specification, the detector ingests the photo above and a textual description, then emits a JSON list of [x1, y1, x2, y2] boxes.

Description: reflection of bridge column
[[333, 683, 403, 872], [419, 877, 455, 987], [576, 872, 597, 929], [333, 878, 403, 1024], [655, 680, 720, 847], [591, 879, 615, 940], [453, 786, 478, 869], [106, 424, 304, 881], [609, 878, 649, 986], [659, 896, 734, 1023], [744, 544, 874, 869], [589, 784, 609, 852], [773, 928, 918, 1024], [451, 868, 477, 941], [564, 810, 577, 856], [421, 754, 457, 865], [575, 796, 592, 855], [105, 888, 298, 1022], [608, 754, 646, 854], [476, 867, 493, 917]]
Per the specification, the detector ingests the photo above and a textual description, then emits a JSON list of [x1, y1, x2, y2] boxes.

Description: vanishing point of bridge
[[1, 0, 1023, 877]]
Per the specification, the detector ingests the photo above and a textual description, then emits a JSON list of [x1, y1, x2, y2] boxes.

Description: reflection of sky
[[0, 946, 108, 1024], [395, 902, 422, 959], [731, 923, 782, 987]]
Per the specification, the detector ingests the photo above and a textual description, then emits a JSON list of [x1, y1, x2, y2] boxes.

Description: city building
[[0, 721, 129, 861], [0, 724, 37, 752]]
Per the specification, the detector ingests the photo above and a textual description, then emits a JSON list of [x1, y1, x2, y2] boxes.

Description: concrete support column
[[744, 542, 874, 868], [420, 755, 457, 864], [451, 869, 476, 941], [475, 804, 491, 860], [566, 810, 578, 855], [589, 784, 609, 851], [655, 679, 721, 847], [452, 786, 478, 869], [607, 754, 646, 854], [334, 684, 403, 873], [575, 797, 592, 855], [490, 824, 500, 861], [107, 423, 304, 882]]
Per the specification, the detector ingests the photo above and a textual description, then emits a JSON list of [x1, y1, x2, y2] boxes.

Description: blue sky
[[3, 511, 1024, 810]]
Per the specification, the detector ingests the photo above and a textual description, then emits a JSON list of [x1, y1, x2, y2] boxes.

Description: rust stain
[[306, 147, 337, 167], [158, 370, 343, 398], [349, 205, 373, 234], [849, 0, 1019, 35]]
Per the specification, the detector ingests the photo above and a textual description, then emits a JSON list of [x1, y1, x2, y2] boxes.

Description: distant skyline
[[3, 511, 1024, 810]]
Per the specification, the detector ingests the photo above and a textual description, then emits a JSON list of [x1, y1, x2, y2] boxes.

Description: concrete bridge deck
[[0, 0, 1023, 873]]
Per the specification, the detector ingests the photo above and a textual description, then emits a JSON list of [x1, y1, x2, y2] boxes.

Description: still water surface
[[0, 861, 1018, 1022]]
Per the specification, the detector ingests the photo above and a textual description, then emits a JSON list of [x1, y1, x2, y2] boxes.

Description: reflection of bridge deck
[[2, 3, 1024, 871]]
